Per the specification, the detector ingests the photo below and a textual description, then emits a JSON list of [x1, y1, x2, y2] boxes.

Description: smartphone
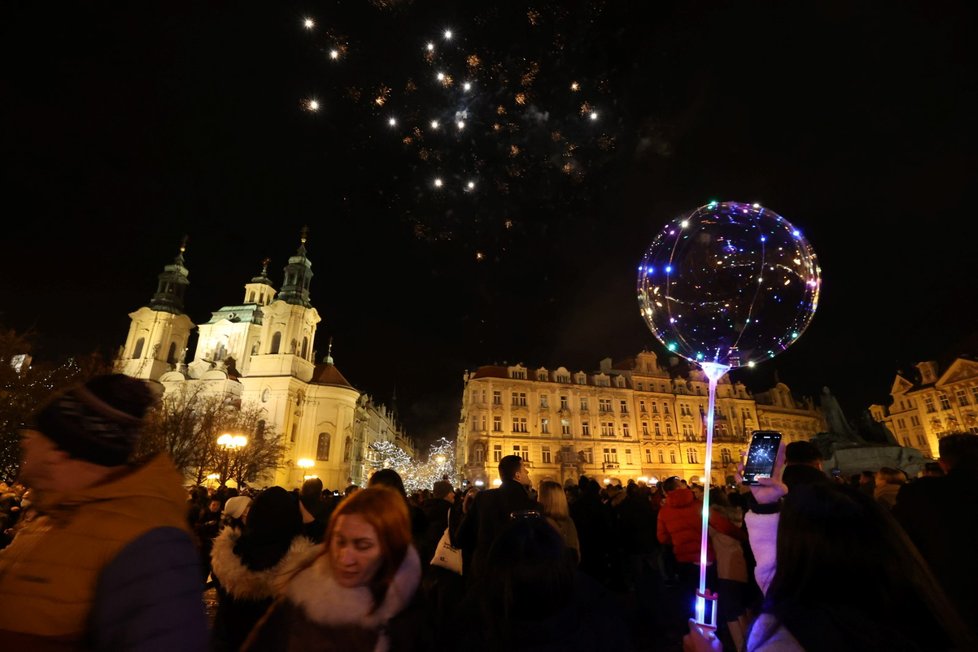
[[830, 468, 842, 478], [742, 430, 782, 485]]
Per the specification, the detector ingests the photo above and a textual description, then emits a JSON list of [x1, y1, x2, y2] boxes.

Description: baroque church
[[115, 233, 408, 489]]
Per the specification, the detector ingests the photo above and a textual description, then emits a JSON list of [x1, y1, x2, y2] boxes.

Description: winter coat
[[0, 454, 207, 651], [210, 528, 320, 652], [656, 487, 713, 564], [546, 515, 581, 564], [457, 481, 537, 579], [243, 546, 424, 652]]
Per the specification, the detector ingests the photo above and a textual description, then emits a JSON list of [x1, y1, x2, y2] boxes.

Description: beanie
[[32, 374, 155, 466], [223, 495, 253, 520]]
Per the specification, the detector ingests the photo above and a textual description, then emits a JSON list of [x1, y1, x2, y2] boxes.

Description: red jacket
[[656, 487, 715, 564]]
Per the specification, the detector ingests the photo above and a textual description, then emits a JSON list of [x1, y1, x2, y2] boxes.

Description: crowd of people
[[1, 373, 976, 651]]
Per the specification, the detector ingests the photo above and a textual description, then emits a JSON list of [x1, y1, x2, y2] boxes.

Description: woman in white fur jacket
[[210, 487, 319, 652], [243, 487, 426, 652]]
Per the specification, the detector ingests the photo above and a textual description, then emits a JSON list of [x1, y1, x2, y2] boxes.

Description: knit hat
[[31, 374, 156, 466], [433, 480, 454, 500]]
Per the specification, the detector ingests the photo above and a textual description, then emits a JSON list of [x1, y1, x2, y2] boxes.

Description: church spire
[[148, 236, 190, 314], [277, 227, 314, 307], [243, 257, 276, 305]]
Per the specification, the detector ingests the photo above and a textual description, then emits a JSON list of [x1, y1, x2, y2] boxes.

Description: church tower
[[246, 228, 321, 381], [116, 238, 195, 380]]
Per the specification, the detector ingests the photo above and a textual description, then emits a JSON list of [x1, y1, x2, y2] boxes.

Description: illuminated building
[[115, 235, 413, 488], [457, 351, 824, 486], [870, 357, 978, 458]]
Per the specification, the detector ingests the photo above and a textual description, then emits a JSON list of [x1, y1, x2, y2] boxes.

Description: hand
[[683, 620, 722, 652], [735, 442, 788, 504]]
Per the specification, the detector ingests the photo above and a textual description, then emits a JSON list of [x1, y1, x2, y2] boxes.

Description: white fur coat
[[210, 527, 321, 600], [285, 545, 421, 652]]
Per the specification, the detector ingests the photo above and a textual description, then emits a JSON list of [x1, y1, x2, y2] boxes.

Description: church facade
[[115, 234, 411, 489]]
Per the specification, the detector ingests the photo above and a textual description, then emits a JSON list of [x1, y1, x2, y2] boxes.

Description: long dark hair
[[752, 483, 973, 650]]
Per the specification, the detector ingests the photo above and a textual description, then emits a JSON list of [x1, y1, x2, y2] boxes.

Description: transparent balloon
[[637, 201, 821, 369]]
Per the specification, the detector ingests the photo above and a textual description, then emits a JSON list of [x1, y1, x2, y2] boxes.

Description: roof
[[310, 362, 355, 389], [470, 365, 509, 379], [205, 304, 262, 324]]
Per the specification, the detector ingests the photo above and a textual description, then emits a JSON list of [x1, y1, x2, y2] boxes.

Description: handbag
[[430, 510, 463, 574]]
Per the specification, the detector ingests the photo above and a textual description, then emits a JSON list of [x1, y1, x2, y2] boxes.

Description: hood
[[35, 454, 187, 527], [664, 486, 695, 509], [211, 528, 321, 600], [287, 545, 421, 630]]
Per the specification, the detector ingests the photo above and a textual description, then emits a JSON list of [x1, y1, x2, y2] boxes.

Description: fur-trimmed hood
[[286, 545, 421, 631], [211, 527, 321, 600]]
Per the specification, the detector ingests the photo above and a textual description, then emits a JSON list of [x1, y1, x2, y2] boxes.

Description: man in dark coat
[[893, 432, 978, 634], [457, 455, 538, 581], [419, 480, 455, 566]]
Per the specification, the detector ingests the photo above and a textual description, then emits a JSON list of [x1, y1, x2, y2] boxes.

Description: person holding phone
[[683, 440, 974, 651]]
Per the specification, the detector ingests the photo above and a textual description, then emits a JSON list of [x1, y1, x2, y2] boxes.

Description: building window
[[903, 436, 911, 446], [580, 398, 589, 411], [561, 419, 571, 435], [682, 424, 692, 438], [666, 423, 673, 436], [687, 448, 698, 464], [512, 417, 528, 433], [316, 433, 331, 461], [645, 449, 653, 463], [132, 337, 145, 359], [971, 386, 978, 404], [654, 422, 661, 437], [480, 415, 487, 431], [582, 448, 593, 463], [625, 449, 633, 464], [658, 450, 665, 463], [541, 418, 550, 434], [622, 423, 631, 438], [640, 399, 647, 413], [270, 332, 282, 354], [560, 396, 569, 410], [651, 402, 659, 415], [471, 416, 478, 431], [481, 390, 487, 403], [620, 399, 629, 414], [290, 423, 298, 443], [301, 336, 309, 359], [603, 448, 618, 463], [343, 436, 352, 462], [720, 448, 731, 466], [642, 422, 650, 436], [473, 444, 485, 463], [493, 391, 502, 405], [956, 388, 969, 406], [540, 394, 549, 408], [511, 369, 526, 379], [599, 399, 612, 413], [939, 393, 951, 410], [493, 445, 503, 462], [582, 421, 590, 437], [601, 422, 613, 437], [512, 392, 527, 406], [493, 416, 502, 432], [680, 403, 691, 417], [670, 450, 677, 464], [917, 434, 927, 447], [542, 446, 552, 464], [514, 445, 529, 461], [166, 342, 177, 364], [924, 396, 935, 413], [664, 403, 671, 416], [910, 415, 920, 427]]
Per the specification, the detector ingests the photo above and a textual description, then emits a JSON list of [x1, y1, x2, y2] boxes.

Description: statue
[[856, 408, 899, 446], [821, 386, 860, 442]]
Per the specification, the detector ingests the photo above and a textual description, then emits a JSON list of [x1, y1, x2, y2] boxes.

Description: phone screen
[[743, 431, 782, 485]]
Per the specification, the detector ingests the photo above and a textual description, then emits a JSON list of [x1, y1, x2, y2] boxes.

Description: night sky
[[3, 1, 977, 447]]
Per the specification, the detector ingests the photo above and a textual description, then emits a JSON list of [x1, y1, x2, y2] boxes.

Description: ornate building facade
[[456, 351, 825, 486], [870, 357, 978, 458], [115, 236, 413, 489]]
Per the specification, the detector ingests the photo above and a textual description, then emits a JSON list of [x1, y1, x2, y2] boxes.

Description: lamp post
[[217, 433, 248, 487]]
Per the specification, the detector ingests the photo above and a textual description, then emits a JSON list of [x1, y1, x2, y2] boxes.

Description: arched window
[[270, 332, 282, 354], [132, 338, 145, 359], [166, 342, 177, 364], [248, 291, 255, 303], [290, 339, 297, 354], [316, 433, 331, 461], [343, 436, 353, 463], [301, 337, 309, 360]]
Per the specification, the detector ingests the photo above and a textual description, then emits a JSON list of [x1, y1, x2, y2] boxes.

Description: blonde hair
[[538, 480, 569, 519]]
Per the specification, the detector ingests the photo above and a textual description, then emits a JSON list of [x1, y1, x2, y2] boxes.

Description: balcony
[[602, 462, 620, 471]]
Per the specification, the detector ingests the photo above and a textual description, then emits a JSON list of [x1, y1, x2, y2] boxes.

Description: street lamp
[[217, 433, 248, 487], [296, 458, 316, 482]]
